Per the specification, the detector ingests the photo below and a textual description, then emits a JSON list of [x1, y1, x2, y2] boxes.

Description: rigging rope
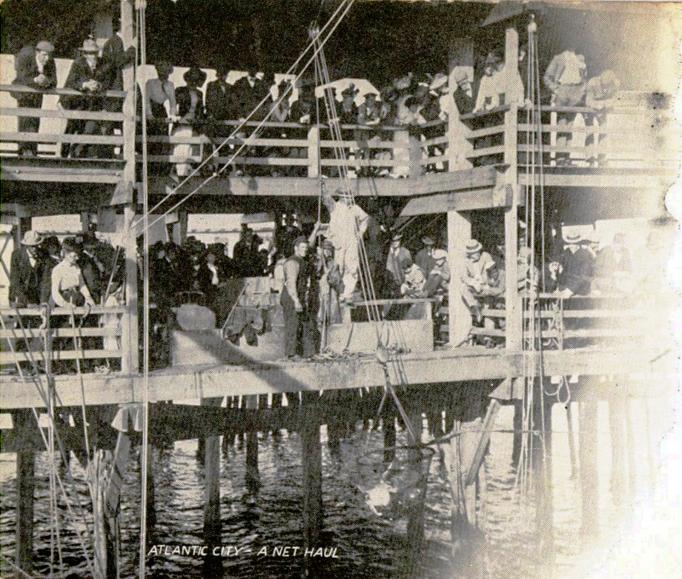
[[133, 0, 356, 233]]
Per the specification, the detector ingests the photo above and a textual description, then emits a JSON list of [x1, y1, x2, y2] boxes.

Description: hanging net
[[356, 444, 435, 518]]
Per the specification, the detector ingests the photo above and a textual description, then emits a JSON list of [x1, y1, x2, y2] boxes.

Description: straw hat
[[563, 232, 582, 244], [21, 230, 42, 246], [433, 249, 448, 261], [465, 239, 483, 254]]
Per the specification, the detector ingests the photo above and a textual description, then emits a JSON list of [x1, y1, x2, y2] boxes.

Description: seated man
[[460, 239, 495, 324], [400, 259, 426, 298], [549, 232, 594, 298], [423, 249, 450, 298]]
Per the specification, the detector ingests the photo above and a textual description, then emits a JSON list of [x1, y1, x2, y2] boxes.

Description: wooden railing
[[0, 305, 125, 372], [136, 118, 448, 178], [0, 84, 126, 162], [460, 102, 680, 170], [471, 293, 648, 349]]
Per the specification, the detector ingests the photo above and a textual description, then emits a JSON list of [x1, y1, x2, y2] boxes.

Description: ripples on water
[[0, 401, 668, 578]]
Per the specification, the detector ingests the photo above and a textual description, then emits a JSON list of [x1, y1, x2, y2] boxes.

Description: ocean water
[[0, 399, 671, 578]]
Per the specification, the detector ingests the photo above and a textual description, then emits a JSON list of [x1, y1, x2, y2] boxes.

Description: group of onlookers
[[11, 29, 622, 176]]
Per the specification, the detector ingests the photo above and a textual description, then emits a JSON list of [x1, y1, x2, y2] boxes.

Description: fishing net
[[356, 444, 435, 519]]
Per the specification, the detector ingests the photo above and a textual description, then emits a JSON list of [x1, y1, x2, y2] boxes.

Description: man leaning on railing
[[11, 40, 57, 157]]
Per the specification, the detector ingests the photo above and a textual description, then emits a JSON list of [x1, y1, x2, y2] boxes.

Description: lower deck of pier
[[1, 344, 675, 410]]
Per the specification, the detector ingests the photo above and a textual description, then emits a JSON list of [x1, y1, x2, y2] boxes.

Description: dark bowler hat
[[293, 235, 308, 246], [184, 66, 207, 85], [215, 62, 231, 77], [79, 37, 99, 54]]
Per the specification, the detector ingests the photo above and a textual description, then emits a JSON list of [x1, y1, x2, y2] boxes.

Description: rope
[[133, 0, 356, 234], [0, 315, 96, 575], [138, 3, 151, 577]]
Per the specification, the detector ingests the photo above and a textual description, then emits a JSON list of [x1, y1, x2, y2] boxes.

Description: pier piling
[[579, 399, 599, 537], [301, 391, 323, 549], [14, 411, 34, 578]]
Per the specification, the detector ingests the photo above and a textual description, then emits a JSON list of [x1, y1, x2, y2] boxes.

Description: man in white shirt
[[51, 238, 95, 308], [322, 189, 369, 303]]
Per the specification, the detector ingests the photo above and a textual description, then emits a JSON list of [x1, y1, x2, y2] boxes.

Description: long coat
[[12, 46, 57, 102], [61, 56, 110, 111], [9, 247, 46, 306]]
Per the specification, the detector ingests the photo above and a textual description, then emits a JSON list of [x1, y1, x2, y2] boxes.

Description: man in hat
[[415, 236, 437, 276], [549, 232, 594, 297], [357, 92, 382, 175], [384, 232, 412, 298], [61, 37, 111, 158], [322, 189, 369, 303], [206, 63, 235, 123], [316, 238, 344, 331], [12, 40, 57, 156], [400, 259, 426, 298], [460, 239, 495, 323], [281, 236, 316, 360], [9, 230, 47, 307], [517, 246, 539, 295], [338, 84, 359, 124], [233, 66, 269, 120], [423, 249, 450, 298]]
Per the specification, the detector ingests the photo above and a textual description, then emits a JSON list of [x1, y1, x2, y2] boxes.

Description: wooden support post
[[447, 210, 472, 347], [578, 399, 599, 538], [203, 397, 222, 572], [405, 399, 424, 577], [301, 391, 323, 550], [534, 389, 554, 564], [121, 204, 138, 373], [608, 395, 626, 498], [14, 410, 34, 578], [245, 395, 260, 491], [307, 125, 320, 178], [447, 38, 475, 170], [503, 24, 521, 352], [170, 211, 188, 246], [511, 399, 523, 467]]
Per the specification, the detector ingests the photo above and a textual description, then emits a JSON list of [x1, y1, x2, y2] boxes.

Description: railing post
[[503, 25, 522, 351], [122, 204, 138, 374], [307, 125, 320, 178], [447, 210, 472, 347], [408, 134, 423, 178], [393, 129, 410, 178]]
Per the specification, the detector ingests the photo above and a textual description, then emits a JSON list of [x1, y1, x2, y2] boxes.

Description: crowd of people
[[4, 206, 663, 367], [11, 27, 621, 174]]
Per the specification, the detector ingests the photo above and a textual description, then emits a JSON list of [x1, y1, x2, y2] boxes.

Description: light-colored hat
[[391, 232, 403, 242], [421, 235, 435, 246], [21, 230, 42, 246], [331, 188, 352, 199], [433, 249, 448, 261], [465, 239, 483, 254], [563, 232, 582, 244], [430, 72, 448, 91], [36, 41, 55, 54], [80, 37, 99, 54]]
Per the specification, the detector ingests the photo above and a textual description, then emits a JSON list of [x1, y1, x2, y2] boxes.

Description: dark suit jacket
[[101, 34, 135, 91], [206, 80, 234, 121], [559, 248, 594, 295], [232, 77, 269, 119], [175, 86, 206, 121], [79, 252, 102, 303], [61, 56, 110, 111], [9, 247, 46, 306], [12, 46, 57, 105], [453, 88, 475, 116]]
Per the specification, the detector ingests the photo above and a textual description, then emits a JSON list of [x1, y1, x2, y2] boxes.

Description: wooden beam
[[143, 166, 498, 199], [116, 0, 136, 207], [503, 25, 521, 351], [121, 204, 138, 373], [519, 170, 677, 190], [400, 186, 504, 215], [0, 346, 675, 410], [579, 399, 599, 537]]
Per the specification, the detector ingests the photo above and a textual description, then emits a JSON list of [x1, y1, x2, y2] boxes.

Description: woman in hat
[[172, 66, 207, 179]]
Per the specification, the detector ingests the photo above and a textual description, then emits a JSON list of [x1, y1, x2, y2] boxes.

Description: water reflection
[[0, 398, 669, 578]]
